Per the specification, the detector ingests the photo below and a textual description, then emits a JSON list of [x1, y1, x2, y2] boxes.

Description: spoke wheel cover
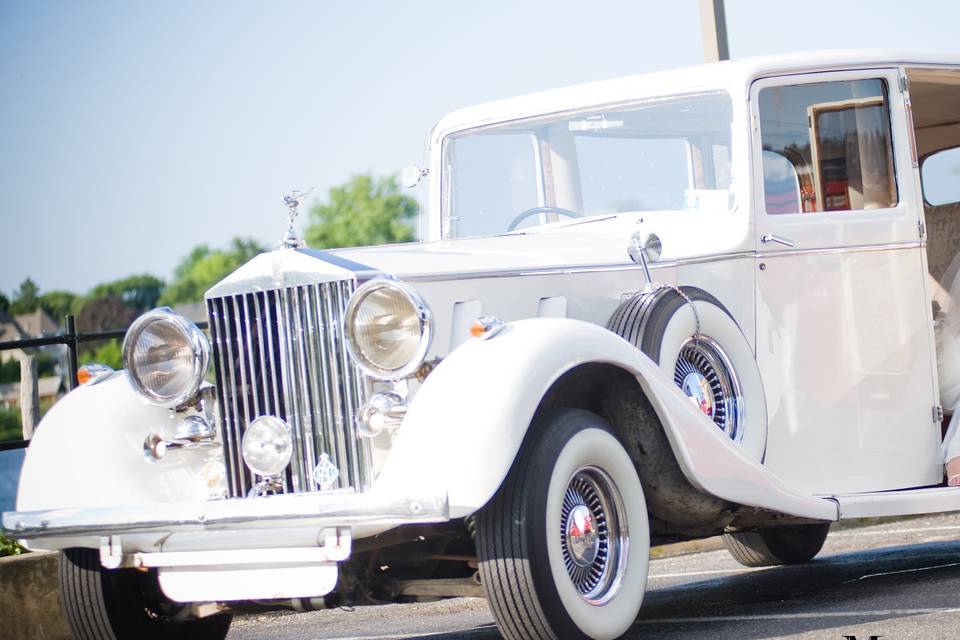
[[674, 335, 744, 442], [559, 466, 628, 605]]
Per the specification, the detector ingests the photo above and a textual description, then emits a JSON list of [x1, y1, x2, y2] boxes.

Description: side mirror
[[628, 232, 662, 288], [400, 164, 429, 189]]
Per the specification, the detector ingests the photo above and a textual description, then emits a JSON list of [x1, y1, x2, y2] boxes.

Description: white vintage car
[[6, 49, 960, 640]]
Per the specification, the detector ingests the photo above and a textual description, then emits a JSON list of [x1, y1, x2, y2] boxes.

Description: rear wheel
[[723, 523, 831, 567], [476, 409, 649, 640], [59, 548, 232, 640]]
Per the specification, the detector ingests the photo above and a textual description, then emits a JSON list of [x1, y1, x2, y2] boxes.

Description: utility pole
[[699, 0, 730, 62]]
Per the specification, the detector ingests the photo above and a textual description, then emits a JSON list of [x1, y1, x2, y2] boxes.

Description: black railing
[[0, 314, 207, 451]]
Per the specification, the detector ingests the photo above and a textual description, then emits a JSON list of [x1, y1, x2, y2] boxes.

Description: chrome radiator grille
[[207, 281, 372, 498]]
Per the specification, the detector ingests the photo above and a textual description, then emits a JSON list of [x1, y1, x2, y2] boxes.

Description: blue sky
[[1, 0, 958, 296]]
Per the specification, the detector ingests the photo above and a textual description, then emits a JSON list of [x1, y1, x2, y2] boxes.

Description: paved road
[[228, 512, 960, 640]]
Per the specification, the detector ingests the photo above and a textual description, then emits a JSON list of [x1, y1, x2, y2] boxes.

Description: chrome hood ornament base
[[280, 189, 313, 249]]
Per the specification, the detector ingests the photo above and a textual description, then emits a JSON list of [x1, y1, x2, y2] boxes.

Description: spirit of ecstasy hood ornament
[[279, 188, 313, 249]]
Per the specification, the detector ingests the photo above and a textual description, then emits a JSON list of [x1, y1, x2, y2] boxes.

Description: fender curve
[[16, 373, 216, 512], [375, 318, 838, 522]]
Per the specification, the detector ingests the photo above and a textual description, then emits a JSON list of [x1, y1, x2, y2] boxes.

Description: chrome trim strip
[[2, 492, 450, 539], [400, 242, 923, 282], [755, 241, 922, 259]]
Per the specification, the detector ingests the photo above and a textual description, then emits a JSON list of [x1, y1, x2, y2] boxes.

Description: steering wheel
[[506, 206, 580, 231]]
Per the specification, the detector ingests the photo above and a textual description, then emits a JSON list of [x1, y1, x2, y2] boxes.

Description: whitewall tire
[[476, 409, 649, 640], [608, 287, 767, 461]]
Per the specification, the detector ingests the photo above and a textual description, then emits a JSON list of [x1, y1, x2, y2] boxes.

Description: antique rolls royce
[[6, 50, 960, 640]]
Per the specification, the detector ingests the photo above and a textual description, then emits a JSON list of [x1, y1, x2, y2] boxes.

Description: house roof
[[0, 311, 24, 344], [14, 309, 58, 337]]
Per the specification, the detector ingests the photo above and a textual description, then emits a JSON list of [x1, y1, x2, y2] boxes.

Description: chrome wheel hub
[[560, 467, 628, 605], [565, 504, 600, 566], [674, 336, 743, 441]]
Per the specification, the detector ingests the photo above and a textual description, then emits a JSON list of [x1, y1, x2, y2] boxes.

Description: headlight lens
[[344, 278, 432, 379], [122, 308, 210, 407], [242, 416, 293, 477]]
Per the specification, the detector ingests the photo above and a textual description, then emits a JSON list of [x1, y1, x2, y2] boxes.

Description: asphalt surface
[[228, 512, 960, 640]]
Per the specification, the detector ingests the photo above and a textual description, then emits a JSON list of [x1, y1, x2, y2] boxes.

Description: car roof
[[433, 49, 960, 138]]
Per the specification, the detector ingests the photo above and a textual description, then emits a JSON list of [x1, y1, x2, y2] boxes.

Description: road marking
[[636, 607, 960, 624], [844, 561, 960, 583]]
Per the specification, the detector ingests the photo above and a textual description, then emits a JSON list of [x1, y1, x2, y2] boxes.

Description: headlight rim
[[344, 277, 432, 380], [122, 307, 210, 408]]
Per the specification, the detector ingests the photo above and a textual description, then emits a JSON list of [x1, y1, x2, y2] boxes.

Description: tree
[[38, 290, 76, 325], [158, 238, 264, 306], [0, 292, 9, 314], [88, 274, 165, 312], [10, 278, 40, 314], [79, 339, 123, 370], [305, 174, 417, 249], [76, 296, 137, 334]]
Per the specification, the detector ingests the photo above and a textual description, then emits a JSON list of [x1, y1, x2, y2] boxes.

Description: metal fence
[[0, 314, 207, 452]]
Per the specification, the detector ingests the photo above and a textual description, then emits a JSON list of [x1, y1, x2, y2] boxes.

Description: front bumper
[[2, 490, 449, 540], [4, 491, 450, 602]]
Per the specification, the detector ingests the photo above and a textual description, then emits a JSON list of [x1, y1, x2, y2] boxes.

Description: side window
[[759, 79, 898, 214], [922, 147, 960, 206]]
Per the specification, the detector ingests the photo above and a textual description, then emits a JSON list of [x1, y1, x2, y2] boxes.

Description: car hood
[[206, 211, 751, 298]]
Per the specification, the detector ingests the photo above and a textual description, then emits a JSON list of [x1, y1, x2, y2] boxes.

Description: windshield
[[442, 92, 734, 238]]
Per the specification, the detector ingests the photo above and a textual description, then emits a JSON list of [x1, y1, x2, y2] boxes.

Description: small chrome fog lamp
[[241, 416, 294, 477]]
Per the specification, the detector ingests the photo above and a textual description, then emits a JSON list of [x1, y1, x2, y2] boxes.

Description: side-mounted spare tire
[[607, 286, 767, 461]]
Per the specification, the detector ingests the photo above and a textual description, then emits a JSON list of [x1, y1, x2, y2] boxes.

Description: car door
[[751, 69, 942, 494]]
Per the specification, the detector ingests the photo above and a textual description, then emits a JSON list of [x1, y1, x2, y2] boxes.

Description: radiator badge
[[313, 453, 340, 491]]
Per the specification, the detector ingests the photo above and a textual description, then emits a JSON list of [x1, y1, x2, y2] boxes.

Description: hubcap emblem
[[565, 504, 600, 566], [681, 372, 714, 417]]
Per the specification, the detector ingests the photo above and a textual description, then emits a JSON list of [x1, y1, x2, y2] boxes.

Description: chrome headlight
[[344, 278, 432, 379], [122, 308, 210, 407]]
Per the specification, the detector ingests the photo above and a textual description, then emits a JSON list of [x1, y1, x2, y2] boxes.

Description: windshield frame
[[438, 89, 738, 240]]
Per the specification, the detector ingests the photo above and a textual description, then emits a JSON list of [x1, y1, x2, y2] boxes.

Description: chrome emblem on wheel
[[566, 504, 600, 566], [674, 336, 743, 441], [560, 466, 628, 605]]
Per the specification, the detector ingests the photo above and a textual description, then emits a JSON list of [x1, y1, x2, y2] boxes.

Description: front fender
[[375, 318, 837, 521], [16, 374, 216, 511]]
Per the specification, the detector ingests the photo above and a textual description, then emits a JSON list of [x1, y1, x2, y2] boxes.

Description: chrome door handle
[[761, 233, 795, 248]]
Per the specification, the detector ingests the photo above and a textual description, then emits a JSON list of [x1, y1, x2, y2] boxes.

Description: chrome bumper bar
[[2, 491, 449, 539]]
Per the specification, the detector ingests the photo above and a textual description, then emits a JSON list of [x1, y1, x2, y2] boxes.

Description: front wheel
[[59, 548, 232, 640], [476, 409, 649, 640]]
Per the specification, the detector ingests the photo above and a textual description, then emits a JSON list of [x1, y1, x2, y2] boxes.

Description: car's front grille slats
[[207, 281, 371, 498]]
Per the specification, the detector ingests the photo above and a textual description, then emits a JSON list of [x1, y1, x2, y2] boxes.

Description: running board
[[832, 486, 960, 519]]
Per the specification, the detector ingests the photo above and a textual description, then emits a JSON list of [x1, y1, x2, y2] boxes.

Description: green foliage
[[158, 238, 264, 306], [88, 274, 165, 312], [0, 353, 56, 384], [38, 290, 76, 326], [0, 405, 21, 442], [79, 339, 123, 370], [0, 359, 18, 384], [76, 296, 137, 334], [305, 174, 417, 249], [0, 291, 9, 313], [0, 533, 24, 557], [10, 278, 40, 314]]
